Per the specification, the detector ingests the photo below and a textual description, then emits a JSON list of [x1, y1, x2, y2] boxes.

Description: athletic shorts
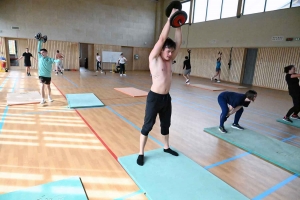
[[39, 76, 51, 85], [183, 69, 191, 75], [56, 60, 63, 69], [216, 68, 221, 72], [24, 61, 31, 67]]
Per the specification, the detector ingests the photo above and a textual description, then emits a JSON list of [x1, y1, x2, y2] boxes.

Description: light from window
[[206, 0, 222, 21], [243, 0, 265, 15], [222, 0, 239, 18], [193, 0, 207, 23], [8, 40, 16, 55], [182, 1, 191, 23], [292, 0, 300, 7], [265, 0, 290, 11]]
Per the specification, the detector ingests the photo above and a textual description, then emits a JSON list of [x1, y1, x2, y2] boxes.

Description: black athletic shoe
[[231, 124, 244, 130], [219, 126, 227, 133], [29, 73, 31, 76], [291, 115, 300, 120], [283, 116, 293, 123]]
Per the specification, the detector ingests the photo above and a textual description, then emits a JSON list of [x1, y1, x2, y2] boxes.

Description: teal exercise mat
[[204, 126, 300, 175], [66, 93, 104, 108], [277, 118, 300, 128], [0, 176, 88, 200], [118, 148, 249, 200]]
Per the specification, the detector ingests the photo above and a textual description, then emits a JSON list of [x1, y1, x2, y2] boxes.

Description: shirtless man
[[55, 50, 64, 75], [137, 9, 182, 166]]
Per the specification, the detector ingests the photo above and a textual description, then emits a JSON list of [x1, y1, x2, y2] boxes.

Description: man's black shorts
[[39, 76, 51, 85]]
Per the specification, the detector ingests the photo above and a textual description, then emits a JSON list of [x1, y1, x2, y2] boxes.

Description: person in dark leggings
[[183, 49, 191, 84], [283, 65, 300, 123], [218, 90, 257, 133]]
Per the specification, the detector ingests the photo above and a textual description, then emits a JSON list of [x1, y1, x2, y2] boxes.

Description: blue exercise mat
[[66, 93, 104, 108], [204, 126, 300, 175], [118, 148, 249, 200], [0, 177, 88, 200], [277, 118, 300, 128]]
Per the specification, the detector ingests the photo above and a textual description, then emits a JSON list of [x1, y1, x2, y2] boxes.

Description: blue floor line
[[63, 76, 79, 88], [114, 189, 144, 200], [252, 174, 299, 200], [106, 106, 163, 147], [204, 152, 251, 170]]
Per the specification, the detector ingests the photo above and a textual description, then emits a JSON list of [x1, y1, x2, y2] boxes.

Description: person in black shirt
[[17, 48, 36, 76], [218, 90, 257, 133], [282, 65, 300, 123], [183, 49, 191, 84]]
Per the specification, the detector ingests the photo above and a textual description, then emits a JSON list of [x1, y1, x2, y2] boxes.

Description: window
[[182, 1, 191, 23], [8, 40, 16, 55], [193, 0, 207, 23], [206, 0, 223, 21], [243, 0, 265, 15], [292, 0, 300, 7], [265, 0, 290, 11], [222, 0, 239, 18]]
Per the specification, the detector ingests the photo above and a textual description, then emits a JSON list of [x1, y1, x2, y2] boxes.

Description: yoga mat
[[0, 177, 88, 200], [114, 87, 148, 97], [213, 82, 247, 89], [66, 93, 104, 108], [7, 91, 40, 106], [204, 126, 300, 175], [190, 84, 225, 91], [277, 118, 300, 128], [119, 148, 249, 200]]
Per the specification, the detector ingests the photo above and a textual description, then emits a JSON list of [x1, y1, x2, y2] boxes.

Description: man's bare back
[[150, 56, 172, 94], [55, 53, 63, 59]]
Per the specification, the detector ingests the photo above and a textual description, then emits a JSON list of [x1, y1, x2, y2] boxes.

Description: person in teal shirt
[[37, 40, 61, 104]]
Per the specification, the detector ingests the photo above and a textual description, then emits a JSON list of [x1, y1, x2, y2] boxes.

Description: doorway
[[8, 40, 19, 66], [242, 48, 258, 85]]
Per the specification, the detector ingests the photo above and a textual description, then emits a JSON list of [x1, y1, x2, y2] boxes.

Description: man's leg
[[159, 95, 178, 156], [233, 107, 244, 125], [40, 81, 45, 103], [46, 84, 52, 101], [137, 92, 158, 166]]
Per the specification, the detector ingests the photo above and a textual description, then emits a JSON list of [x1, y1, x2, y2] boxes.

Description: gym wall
[[0, 37, 6, 60], [0, 0, 157, 48]]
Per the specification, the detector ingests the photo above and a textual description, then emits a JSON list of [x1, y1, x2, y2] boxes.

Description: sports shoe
[[48, 96, 53, 102], [231, 124, 244, 130], [217, 80, 221, 83], [211, 77, 213, 81], [101, 71, 104, 73], [219, 126, 227, 133], [291, 115, 300, 120], [40, 99, 46, 104], [120, 74, 123, 77], [96, 71, 99, 72], [55, 72, 58, 75], [283, 116, 293, 123], [123, 74, 126, 76], [185, 79, 189, 83], [29, 73, 31, 76]]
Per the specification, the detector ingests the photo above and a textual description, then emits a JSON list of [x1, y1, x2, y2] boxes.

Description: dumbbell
[[34, 32, 47, 43], [165, 1, 187, 28]]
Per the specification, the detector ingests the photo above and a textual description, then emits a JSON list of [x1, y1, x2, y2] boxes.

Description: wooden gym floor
[[0, 68, 299, 200]]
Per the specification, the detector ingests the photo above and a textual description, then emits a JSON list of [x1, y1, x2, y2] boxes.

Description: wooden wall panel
[[28, 39, 79, 70], [253, 47, 300, 91], [172, 48, 244, 83], [133, 47, 152, 71], [0, 37, 6, 60]]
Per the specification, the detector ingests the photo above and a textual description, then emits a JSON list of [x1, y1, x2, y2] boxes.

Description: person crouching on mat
[[282, 65, 300, 123], [218, 90, 257, 133], [183, 49, 191, 84]]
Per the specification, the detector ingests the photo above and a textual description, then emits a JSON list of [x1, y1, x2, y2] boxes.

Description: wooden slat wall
[[132, 47, 152, 70], [172, 48, 245, 83], [0, 37, 6, 59], [94, 44, 122, 71], [253, 47, 300, 91], [28, 39, 79, 69]]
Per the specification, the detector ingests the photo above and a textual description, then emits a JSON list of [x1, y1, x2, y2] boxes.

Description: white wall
[[165, 2, 300, 48], [0, 0, 157, 47]]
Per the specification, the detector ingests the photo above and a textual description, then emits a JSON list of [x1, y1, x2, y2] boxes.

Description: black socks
[[137, 155, 144, 166], [164, 148, 179, 156]]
